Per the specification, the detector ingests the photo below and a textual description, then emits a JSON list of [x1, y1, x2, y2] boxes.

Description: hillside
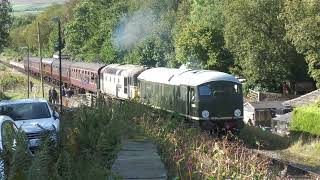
[[11, 0, 65, 4], [10, 0, 66, 16]]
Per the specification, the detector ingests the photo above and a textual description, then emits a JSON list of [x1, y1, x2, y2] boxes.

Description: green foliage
[[290, 103, 320, 136], [223, 0, 304, 91], [9, 4, 65, 57], [0, 0, 12, 53], [134, 108, 273, 178], [175, 0, 233, 71], [239, 125, 290, 150], [0, 72, 27, 92], [2, 99, 134, 179], [281, 0, 320, 87], [6, 0, 319, 90]]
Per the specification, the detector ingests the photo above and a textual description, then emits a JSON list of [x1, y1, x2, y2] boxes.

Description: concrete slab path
[[111, 140, 167, 180]]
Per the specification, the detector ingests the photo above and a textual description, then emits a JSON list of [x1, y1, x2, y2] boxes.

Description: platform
[[111, 140, 167, 180]]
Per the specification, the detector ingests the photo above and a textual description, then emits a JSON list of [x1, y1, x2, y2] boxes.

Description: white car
[[0, 99, 60, 150]]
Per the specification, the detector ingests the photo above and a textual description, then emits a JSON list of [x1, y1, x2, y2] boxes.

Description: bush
[[2, 98, 132, 179], [290, 104, 320, 136], [134, 108, 273, 178], [0, 73, 27, 92]]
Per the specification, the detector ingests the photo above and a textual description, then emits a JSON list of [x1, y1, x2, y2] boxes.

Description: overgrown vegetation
[[0, 71, 27, 92], [0, 98, 277, 179], [239, 125, 290, 150], [290, 101, 320, 136], [2, 98, 135, 179], [132, 108, 273, 178], [284, 138, 320, 167]]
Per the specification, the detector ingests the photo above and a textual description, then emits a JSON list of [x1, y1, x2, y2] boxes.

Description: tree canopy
[[6, 0, 320, 91], [0, 0, 12, 53]]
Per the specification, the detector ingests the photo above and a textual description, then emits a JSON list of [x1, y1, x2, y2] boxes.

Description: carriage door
[[188, 87, 195, 118], [124, 77, 128, 95]]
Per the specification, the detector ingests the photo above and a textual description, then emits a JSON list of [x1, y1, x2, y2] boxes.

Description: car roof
[[0, 98, 48, 106]]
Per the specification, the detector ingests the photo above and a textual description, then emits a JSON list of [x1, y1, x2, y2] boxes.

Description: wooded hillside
[[3, 0, 320, 91]]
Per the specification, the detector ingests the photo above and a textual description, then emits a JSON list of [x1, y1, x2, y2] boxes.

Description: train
[[21, 57, 244, 131]]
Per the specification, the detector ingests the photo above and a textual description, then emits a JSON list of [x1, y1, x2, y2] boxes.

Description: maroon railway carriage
[[24, 57, 40, 75], [42, 58, 54, 79], [52, 59, 73, 84], [69, 62, 105, 93]]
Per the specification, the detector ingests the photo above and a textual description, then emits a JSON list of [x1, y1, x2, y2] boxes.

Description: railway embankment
[[1, 59, 319, 178]]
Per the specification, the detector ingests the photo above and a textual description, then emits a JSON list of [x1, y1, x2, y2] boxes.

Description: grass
[[0, 66, 51, 100], [282, 138, 320, 167], [290, 103, 320, 136]]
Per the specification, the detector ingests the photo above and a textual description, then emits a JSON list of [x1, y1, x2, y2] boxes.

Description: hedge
[[290, 103, 320, 136]]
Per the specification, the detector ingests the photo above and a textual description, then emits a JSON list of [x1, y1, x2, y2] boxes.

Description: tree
[[282, 0, 320, 87], [0, 0, 12, 52], [223, 0, 303, 91], [175, 0, 233, 71], [9, 4, 65, 57]]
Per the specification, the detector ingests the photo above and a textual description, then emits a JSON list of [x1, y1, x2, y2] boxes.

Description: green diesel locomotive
[[138, 68, 244, 130]]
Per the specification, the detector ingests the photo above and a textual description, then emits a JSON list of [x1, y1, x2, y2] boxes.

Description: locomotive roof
[[138, 68, 240, 86], [70, 62, 105, 72], [101, 64, 146, 76]]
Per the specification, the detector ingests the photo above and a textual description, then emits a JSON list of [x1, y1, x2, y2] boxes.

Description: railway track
[[253, 149, 320, 179], [0, 60, 59, 88]]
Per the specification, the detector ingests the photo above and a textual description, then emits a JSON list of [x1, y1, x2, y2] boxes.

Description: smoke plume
[[112, 8, 159, 50]]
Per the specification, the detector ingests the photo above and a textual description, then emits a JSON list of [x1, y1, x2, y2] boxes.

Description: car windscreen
[[0, 102, 51, 121], [198, 82, 241, 97]]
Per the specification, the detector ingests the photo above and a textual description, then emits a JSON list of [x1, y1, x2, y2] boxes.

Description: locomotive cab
[[191, 81, 244, 130]]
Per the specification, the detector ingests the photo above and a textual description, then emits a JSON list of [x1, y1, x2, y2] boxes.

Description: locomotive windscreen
[[198, 82, 241, 97]]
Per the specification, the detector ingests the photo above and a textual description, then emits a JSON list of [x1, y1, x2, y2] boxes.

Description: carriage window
[[198, 85, 212, 96], [124, 77, 128, 94]]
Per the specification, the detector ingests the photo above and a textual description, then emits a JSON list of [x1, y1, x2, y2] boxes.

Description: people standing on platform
[[52, 88, 58, 104], [62, 86, 66, 97], [48, 87, 53, 103]]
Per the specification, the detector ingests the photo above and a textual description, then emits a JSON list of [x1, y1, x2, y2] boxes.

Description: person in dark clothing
[[52, 88, 58, 104], [48, 88, 53, 103], [29, 81, 34, 92], [62, 86, 66, 97]]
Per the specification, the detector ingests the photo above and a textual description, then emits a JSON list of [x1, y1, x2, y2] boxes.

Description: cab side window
[[198, 85, 212, 96]]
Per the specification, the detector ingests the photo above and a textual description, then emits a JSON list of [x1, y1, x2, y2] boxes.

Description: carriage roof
[[138, 68, 240, 86], [70, 62, 105, 72], [101, 64, 146, 77]]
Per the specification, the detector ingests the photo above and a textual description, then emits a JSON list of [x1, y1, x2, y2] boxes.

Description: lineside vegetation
[[290, 101, 320, 136]]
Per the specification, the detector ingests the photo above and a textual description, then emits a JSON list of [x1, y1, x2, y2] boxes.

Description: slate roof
[[283, 89, 320, 107], [246, 101, 287, 110], [272, 112, 292, 122]]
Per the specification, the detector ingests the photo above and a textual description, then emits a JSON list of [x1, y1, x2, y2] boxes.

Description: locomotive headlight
[[202, 110, 210, 119], [234, 109, 241, 117]]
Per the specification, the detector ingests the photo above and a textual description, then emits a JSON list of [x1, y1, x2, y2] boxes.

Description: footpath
[[111, 137, 167, 180]]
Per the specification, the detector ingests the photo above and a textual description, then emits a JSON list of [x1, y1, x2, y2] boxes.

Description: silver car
[[0, 99, 60, 149]]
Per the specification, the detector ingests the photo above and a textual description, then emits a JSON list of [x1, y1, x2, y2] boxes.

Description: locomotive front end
[[195, 81, 244, 131]]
